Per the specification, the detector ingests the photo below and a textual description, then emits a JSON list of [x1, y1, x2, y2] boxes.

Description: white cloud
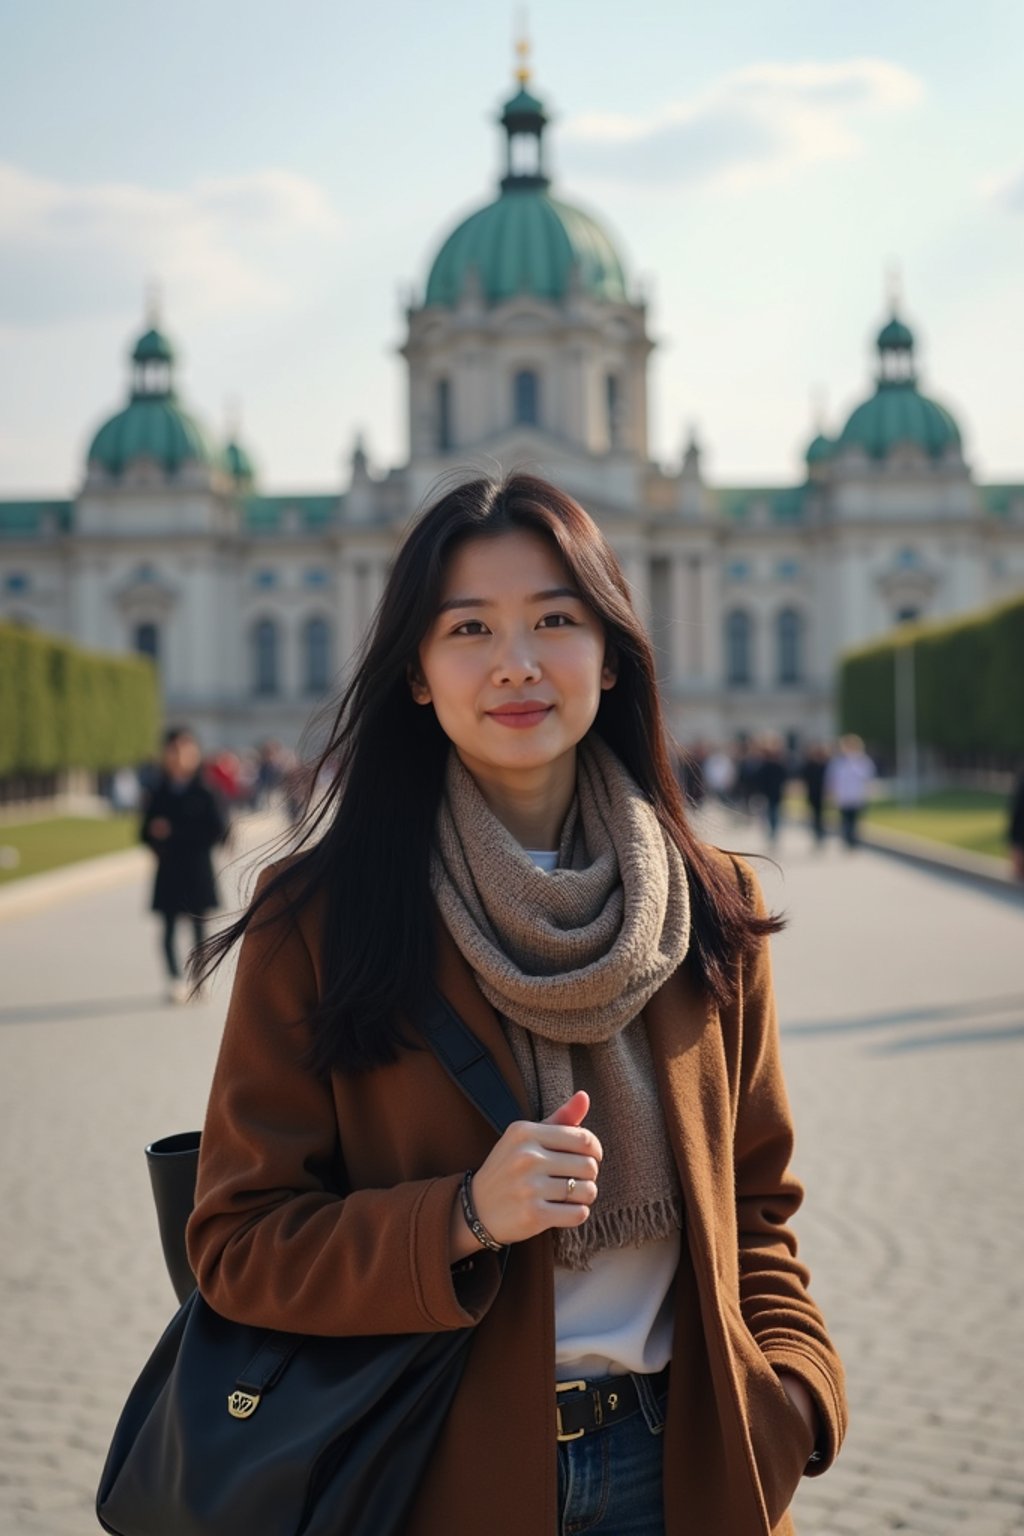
[[561, 59, 925, 191], [980, 162, 1024, 213], [0, 162, 345, 329]]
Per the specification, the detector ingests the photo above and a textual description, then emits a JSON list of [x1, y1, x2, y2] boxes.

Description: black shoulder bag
[[96, 989, 521, 1536]]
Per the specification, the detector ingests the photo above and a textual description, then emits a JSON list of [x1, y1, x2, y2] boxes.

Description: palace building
[[2, 61, 1022, 752]]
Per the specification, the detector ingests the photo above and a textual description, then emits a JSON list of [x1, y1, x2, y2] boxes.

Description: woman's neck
[[457, 749, 576, 850]]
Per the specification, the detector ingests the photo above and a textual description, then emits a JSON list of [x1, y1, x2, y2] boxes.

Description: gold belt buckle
[[556, 1378, 587, 1441]]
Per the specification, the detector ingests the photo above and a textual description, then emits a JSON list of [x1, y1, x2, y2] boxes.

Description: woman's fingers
[[544, 1177, 599, 1208]]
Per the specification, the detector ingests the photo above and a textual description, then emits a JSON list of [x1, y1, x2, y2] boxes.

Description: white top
[[825, 752, 875, 808], [523, 847, 678, 1380]]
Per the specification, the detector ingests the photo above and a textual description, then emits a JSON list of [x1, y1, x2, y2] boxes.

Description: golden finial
[[514, 10, 531, 85]]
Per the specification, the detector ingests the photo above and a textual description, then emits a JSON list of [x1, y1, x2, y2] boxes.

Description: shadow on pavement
[[0, 993, 186, 1026], [784, 992, 1024, 1051]]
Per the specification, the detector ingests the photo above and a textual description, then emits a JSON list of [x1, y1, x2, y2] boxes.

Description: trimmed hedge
[[838, 594, 1024, 756], [0, 624, 159, 774]]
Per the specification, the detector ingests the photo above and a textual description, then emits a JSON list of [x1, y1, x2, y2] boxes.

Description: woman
[[141, 726, 228, 1003], [186, 474, 847, 1535]]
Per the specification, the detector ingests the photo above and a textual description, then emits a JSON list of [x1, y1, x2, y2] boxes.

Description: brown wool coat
[[186, 853, 847, 1536]]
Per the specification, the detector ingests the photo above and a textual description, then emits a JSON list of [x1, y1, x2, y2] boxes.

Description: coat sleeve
[[185, 868, 503, 1338], [731, 860, 848, 1476]]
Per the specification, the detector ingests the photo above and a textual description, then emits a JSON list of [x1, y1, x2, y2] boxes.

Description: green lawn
[[0, 815, 141, 884], [863, 789, 1010, 860]]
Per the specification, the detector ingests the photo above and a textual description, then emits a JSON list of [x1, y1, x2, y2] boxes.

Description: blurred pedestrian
[[800, 743, 830, 847], [1008, 768, 1024, 882], [703, 744, 736, 806], [825, 735, 875, 849], [754, 734, 788, 844], [141, 728, 229, 1003]]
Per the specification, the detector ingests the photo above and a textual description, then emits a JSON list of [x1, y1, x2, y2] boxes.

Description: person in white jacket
[[825, 735, 876, 848]]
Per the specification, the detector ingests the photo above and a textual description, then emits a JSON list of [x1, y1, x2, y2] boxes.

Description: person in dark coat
[[141, 727, 229, 1003], [1009, 769, 1024, 882], [801, 743, 830, 847], [754, 734, 788, 844]]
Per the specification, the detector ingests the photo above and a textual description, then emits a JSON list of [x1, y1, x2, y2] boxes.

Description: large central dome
[[424, 77, 629, 309]]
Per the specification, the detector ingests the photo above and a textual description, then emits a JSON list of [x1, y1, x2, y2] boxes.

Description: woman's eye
[[452, 620, 488, 636], [538, 613, 575, 628]]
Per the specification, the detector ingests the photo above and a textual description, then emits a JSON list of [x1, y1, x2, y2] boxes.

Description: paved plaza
[[1, 812, 1022, 1535]]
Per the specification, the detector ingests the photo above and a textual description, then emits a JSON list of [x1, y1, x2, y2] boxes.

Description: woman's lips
[[486, 706, 553, 730]]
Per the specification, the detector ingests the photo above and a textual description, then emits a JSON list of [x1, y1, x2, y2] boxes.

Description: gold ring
[[566, 1177, 576, 1199]]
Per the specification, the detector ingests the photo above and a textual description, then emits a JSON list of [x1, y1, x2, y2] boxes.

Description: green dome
[[88, 394, 217, 476], [877, 316, 914, 352], [836, 382, 961, 460], [425, 189, 628, 307], [805, 432, 834, 464], [87, 318, 219, 476], [132, 327, 175, 364]]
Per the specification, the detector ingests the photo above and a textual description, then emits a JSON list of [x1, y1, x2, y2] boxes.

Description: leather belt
[[555, 1364, 670, 1442]]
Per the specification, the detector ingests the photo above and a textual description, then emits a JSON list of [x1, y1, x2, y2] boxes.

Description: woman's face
[[412, 528, 615, 786]]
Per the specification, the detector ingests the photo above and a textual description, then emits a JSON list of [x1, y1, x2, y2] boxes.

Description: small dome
[[501, 86, 547, 130], [805, 433, 834, 465], [877, 316, 914, 352], [87, 317, 216, 477], [836, 384, 961, 460], [132, 327, 175, 364], [425, 191, 628, 307], [88, 395, 217, 476]]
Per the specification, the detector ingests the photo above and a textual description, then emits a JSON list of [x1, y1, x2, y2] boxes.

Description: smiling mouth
[[487, 705, 553, 727]]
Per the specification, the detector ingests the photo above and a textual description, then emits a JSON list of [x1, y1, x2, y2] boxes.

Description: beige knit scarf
[[431, 732, 691, 1270]]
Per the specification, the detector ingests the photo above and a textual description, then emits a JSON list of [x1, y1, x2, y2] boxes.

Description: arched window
[[252, 618, 279, 696], [725, 610, 752, 686], [513, 369, 540, 427], [133, 621, 159, 663], [436, 378, 452, 451], [776, 608, 803, 685], [303, 615, 331, 695]]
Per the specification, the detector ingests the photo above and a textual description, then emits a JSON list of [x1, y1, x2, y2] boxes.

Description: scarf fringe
[[555, 1194, 685, 1272]]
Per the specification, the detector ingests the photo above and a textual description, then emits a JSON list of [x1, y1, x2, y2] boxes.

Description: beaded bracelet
[[459, 1170, 504, 1253]]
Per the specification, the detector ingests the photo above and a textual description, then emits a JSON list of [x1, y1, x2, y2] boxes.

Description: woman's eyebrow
[[436, 586, 580, 615]]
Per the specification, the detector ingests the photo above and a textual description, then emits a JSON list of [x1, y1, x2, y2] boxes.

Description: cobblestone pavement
[[1, 810, 1022, 1534]]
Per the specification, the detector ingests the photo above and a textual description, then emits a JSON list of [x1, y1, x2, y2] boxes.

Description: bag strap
[[418, 987, 522, 1137]]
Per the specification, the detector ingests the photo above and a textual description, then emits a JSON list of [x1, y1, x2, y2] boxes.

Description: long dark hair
[[194, 472, 780, 1074]]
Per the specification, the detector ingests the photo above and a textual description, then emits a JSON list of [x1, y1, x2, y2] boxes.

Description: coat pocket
[[725, 1306, 815, 1531]]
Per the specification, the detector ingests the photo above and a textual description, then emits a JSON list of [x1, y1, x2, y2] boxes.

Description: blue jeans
[[556, 1372, 669, 1535]]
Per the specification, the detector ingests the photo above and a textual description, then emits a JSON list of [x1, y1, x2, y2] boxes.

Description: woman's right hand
[[450, 1090, 602, 1260]]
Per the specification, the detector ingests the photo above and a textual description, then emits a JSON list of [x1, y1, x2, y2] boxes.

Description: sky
[[2, 0, 1022, 496]]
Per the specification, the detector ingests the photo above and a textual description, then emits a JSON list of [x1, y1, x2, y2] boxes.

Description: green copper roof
[[979, 484, 1024, 518], [501, 87, 547, 125], [425, 189, 628, 307], [716, 486, 806, 523], [0, 500, 73, 537], [836, 381, 962, 460], [242, 495, 339, 532], [133, 327, 175, 364], [87, 393, 218, 476], [805, 433, 834, 465], [877, 316, 914, 352]]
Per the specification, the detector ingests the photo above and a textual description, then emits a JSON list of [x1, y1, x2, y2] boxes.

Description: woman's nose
[[492, 637, 540, 686]]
